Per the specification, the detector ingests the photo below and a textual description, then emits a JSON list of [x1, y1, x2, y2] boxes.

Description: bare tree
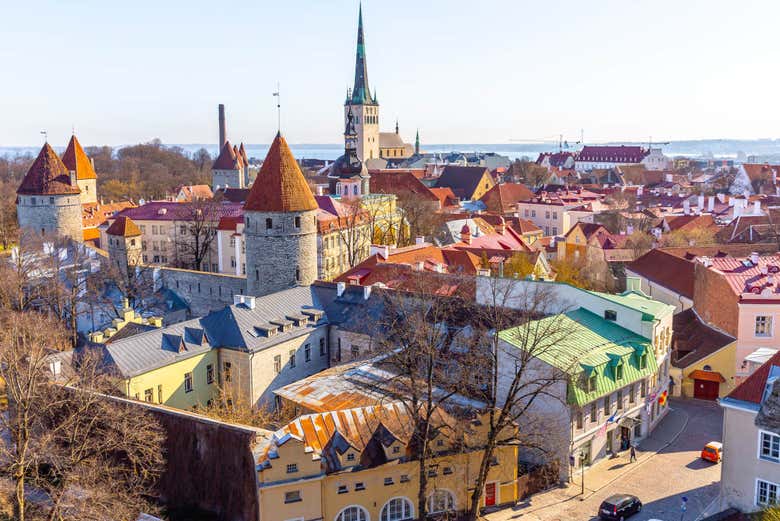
[[0, 310, 165, 521], [175, 199, 219, 271], [195, 385, 298, 430], [394, 190, 442, 246], [333, 197, 372, 269]]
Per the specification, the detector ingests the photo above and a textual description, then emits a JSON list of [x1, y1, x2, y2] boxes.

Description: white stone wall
[[17, 194, 83, 243]]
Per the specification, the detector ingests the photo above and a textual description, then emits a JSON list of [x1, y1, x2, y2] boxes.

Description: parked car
[[598, 494, 642, 520], [701, 441, 723, 463]]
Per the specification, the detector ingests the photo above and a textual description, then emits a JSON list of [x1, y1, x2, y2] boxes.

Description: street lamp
[[579, 450, 586, 499]]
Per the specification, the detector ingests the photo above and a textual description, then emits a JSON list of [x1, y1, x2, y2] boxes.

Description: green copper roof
[[498, 308, 658, 406], [348, 4, 376, 106], [591, 290, 674, 322]]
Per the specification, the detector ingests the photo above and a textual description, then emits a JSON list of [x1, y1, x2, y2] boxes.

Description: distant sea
[[4, 139, 780, 162]]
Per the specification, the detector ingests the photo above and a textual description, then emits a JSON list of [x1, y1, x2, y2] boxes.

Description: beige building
[[720, 352, 780, 513]]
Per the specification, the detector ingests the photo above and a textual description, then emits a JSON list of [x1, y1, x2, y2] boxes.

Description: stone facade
[[345, 103, 380, 162], [157, 267, 246, 317], [244, 209, 318, 297], [17, 193, 83, 242], [212, 168, 245, 190], [107, 234, 142, 277], [76, 177, 97, 205]]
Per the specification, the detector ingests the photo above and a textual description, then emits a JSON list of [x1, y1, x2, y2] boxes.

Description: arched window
[[703, 364, 712, 371], [428, 490, 455, 513], [336, 505, 369, 521], [380, 497, 413, 521]]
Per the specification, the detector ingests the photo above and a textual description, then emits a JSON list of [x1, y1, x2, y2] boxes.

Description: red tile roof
[[479, 183, 535, 213], [576, 145, 649, 163], [368, 170, 439, 202], [244, 133, 318, 213], [61, 135, 97, 180], [212, 140, 242, 170], [626, 249, 696, 298], [428, 187, 458, 208], [707, 254, 780, 299], [727, 350, 780, 404], [82, 201, 136, 228], [238, 142, 249, 166], [106, 216, 142, 237], [742, 163, 777, 183], [17, 143, 80, 196], [663, 214, 717, 232], [176, 184, 214, 201]]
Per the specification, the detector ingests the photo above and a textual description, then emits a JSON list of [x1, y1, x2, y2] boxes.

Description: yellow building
[[671, 308, 737, 400], [255, 403, 519, 521]]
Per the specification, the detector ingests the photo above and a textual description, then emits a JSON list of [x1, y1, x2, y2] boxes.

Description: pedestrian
[[629, 444, 637, 462]]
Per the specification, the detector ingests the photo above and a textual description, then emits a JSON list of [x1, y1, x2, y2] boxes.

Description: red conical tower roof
[[17, 143, 80, 195], [239, 142, 249, 166], [212, 140, 241, 170], [61, 135, 97, 180], [244, 133, 317, 213]]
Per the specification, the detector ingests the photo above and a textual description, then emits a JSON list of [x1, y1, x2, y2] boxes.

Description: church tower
[[328, 106, 370, 197], [344, 4, 379, 162], [244, 133, 319, 297], [16, 142, 83, 243]]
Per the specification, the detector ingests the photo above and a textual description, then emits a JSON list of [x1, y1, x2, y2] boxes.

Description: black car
[[598, 494, 642, 520]]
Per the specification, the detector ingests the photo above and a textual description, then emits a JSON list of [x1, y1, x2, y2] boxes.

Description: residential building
[[536, 151, 575, 171], [175, 184, 214, 202], [557, 222, 634, 264], [670, 308, 737, 399], [625, 249, 696, 312], [254, 404, 519, 521], [483, 278, 674, 479], [574, 146, 669, 172], [720, 351, 780, 513], [434, 166, 496, 201], [316, 195, 372, 281], [515, 189, 601, 236], [478, 183, 535, 215]]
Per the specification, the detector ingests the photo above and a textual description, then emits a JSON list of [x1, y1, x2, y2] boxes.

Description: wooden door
[[694, 379, 719, 400], [485, 483, 496, 507]]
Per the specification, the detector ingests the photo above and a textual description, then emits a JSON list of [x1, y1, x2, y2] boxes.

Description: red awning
[[689, 369, 726, 383]]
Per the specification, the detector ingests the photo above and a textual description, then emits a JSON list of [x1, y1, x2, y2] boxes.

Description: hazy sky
[[2, 0, 779, 147]]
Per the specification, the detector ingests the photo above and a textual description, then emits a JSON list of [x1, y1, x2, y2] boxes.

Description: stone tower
[[16, 142, 83, 242], [244, 133, 318, 297], [344, 4, 379, 162], [106, 216, 142, 277], [212, 140, 245, 189], [61, 135, 98, 205]]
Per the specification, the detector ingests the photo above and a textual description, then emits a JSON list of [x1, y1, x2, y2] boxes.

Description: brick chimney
[[218, 104, 227, 148], [461, 223, 472, 244], [496, 217, 506, 235]]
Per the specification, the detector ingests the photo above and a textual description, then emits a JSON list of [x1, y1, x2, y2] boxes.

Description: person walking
[[629, 444, 637, 463]]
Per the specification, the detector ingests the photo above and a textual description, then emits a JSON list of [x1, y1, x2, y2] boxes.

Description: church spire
[[415, 129, 420, 155], [349, 3, 375, 105]]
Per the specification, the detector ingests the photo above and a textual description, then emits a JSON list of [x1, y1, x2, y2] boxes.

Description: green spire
[[415, 129, 420, 155], [349, 3, 376, 106]]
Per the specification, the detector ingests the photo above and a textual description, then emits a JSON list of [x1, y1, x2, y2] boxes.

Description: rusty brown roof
[[61, 135, 97, 180], [244, 133, 318, 213], [212, 140, 242, 170], [17, 143, 80, 196], [106, 216, 142, 237]]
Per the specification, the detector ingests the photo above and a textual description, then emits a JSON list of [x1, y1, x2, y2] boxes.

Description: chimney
[[244, 296, 256, 310], [461, 224, 472, 244], [233, 295, 245, 306], [415, 236, 425, 246], [708, 196, 715, 212], [336, 282, 346, 297], [754, 200, 761, 214], [698, 194, 705, 211], [636, 185, 644, 197], [751, 252, 760, 265], [683, 200, 690, 215], [363, 285, 372, 300], [665, 173, 673, 182], [218, 104, 227, 148], [370, 244, 389, 259], [316, 186, 324, 196]]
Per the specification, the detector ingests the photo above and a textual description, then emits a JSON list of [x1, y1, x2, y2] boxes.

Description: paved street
[[486, 399, 723, 521]]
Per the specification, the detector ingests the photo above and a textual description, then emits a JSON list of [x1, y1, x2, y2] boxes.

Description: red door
[[485, 483, 496, 507], [694, 379, 719, 400]]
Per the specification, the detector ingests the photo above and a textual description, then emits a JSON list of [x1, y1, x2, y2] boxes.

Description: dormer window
[[604, 310, 617, 321], [639, 352, 648, 370], [346, 453, 355, 462], [615, 362, 624, 380], [588, 373, 597, 392]]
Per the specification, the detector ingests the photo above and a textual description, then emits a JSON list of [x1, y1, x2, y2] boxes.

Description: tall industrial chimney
[[218, 104, 226, 148]]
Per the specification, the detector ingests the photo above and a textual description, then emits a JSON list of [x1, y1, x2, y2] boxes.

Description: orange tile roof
[[106, 215, 142, 237], [81, 201, 136, 228], [244, 133, 318, 213], [61, 135, 97, 180], [177, 184, 214, 201], [479, 183, 535, 213], [212, 140, 242, 170], [83, 228, 101, 242], [17, 143, 80, 196]]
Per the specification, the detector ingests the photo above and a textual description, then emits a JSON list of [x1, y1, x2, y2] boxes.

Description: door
[[484, 483, 496, 507], [694, 379, 719, 400]]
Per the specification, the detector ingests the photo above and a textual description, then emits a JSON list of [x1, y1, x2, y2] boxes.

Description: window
[[392, 445, 400, 454], [286, 463, 298, 474], [381, 498, 413, 521], [336, 338, 342, 362], [756, 316, 773, 337], [320, 338, 326, 356], [180, 225, 187, 235], [553, 211, 558, 219], [604, 310, 617, 321], [639, 352, 648, 370], [346, 453, 355, 462], [157, 385, 163, 403], [615, 363, 624, 381], [616, 390, 623, 410], [603, 395, 610, 415], [531, 210, 536, 217], [757, 479, 779, 506], [274, 355, 282, 374], [760, 431, 780, 462], [355, 482, 365, 491], [305, 343, 311, 362], [294, 216, 301, 228], [588, 373, 597, 392], [399, 474, 410, 483], [428, 490, 455, 513], [590, 402, 597, 422], [284, 490, 301, 504], [338, 485, 348, 494], [295, 267, 300, 281], [641, 379, 647, 397], [223, 362, 232, 382], [336, 506, 368, 521], [144, 388, 153, 402], [184, 372, 193, 393], [576, 410, 583, 429], [49, 196, 54, 204], [289, 350, 296, 368], [266, 218, 273, 230], [629, 384, 636, 404], [443, 466, 453, 475], [545, 211, 550, 219], [384, 477, 394, 486], [207, 364, 214, 384]]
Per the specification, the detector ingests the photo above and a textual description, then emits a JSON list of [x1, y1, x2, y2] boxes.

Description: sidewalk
[[486, 403, 690, 520]]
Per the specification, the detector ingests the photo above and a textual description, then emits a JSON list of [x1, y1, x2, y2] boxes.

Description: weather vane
[[272, 82, 281, 134], [40, 130, 47, 143]]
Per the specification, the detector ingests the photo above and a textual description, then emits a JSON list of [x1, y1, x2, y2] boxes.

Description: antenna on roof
[[272, 82, 281, 135], [40, 130, 47, 143]]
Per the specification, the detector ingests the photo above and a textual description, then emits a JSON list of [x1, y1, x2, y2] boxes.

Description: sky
[[1, 0, 779, 147]]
